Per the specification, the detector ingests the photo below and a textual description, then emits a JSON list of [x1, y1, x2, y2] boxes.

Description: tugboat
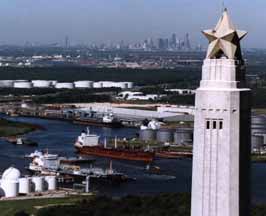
[[6, 136, 38, 147], [74, 128, 154, 163]]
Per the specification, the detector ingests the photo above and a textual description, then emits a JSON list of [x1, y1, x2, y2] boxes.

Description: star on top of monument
[[203, 8, 247, 60]]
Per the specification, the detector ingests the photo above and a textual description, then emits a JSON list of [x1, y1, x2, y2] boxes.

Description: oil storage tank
[[251, 135, 264, 151], [251, 115, 266, 135], [139, 129, 156, 142], [14, 81, 33, 88], [19, 177, 31, 194], [0, 80, 14, 88], [115, 82, 127, 89], [252, 115, 266, 126], [32, 176, 44, 192], [44, 176, 57, 191], [174, 128, 193, 145], [55, 82, 74, 89], [251, 127, 266, 135], [1, 167, 20, 197], [32, 80, 52, 88], [93, 82, 103, 88], [156, 129, 174, 143], [125, 82, 134, 89], [50, 80, 58, 87], [101, 81, 115, 88], [74, 81, 93, 88]]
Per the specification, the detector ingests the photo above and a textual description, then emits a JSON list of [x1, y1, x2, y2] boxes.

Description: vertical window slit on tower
[[213, 121, 216, 129], [206, 119, 223, 129], [206, 121, 210, 129], [219, 121, 223, 129]]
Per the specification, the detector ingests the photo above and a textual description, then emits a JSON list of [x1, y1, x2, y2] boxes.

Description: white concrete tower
[[191, 9, 251, 216]]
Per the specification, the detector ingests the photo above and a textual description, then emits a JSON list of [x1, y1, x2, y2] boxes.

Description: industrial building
[[117, 91, 159, 100], [165, 89, 195, 95]]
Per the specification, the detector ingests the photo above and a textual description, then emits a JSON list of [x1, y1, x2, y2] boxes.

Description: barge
[[26, 150, 130, 183], [73, 112, 123, 128]]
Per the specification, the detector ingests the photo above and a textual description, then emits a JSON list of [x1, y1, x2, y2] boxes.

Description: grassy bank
[[0, 195, 93, 216], [252, 154, 266, 163], [0, 194, 190, 216], [0, 118, 43, 137], [1, 193, 266, 216]]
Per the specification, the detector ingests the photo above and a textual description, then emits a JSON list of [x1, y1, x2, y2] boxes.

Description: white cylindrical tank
[[1, 167, 21, 197], [50, 80, 58, 86], [139, 129, 157, 142], [93, 82, 103, 88], [32, 176, 44, 192], [44, 176, 57, 191], [251, 135, 264, 150], [101, 81, 114, 88], [19, 177, 31, 194], [55, 82, 74, 89], [1, 181, 18, 198], [74, 81, 93, 88], [116, 82, 128, 89], [0, 80, 14, 88], [156, 129, 174, 143], [14, 81, 33, 89], [252, 115, 266, 125], [32, 80, 52, 88], [2, 167, 21, 180], [0, 180, 4, 197], [174, 128, 193, 145], [126, 82, 134, 89]]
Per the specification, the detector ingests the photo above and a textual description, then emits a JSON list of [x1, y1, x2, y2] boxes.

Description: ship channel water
[[0, 114, 265, 203]]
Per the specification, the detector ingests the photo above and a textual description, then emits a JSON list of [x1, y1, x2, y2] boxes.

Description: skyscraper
[[65, 36, 70, 49], [191, 9, 251, 216], [170, 33, 177, 49], [164, 38, 169, 50], [184, 33, 191, 50]]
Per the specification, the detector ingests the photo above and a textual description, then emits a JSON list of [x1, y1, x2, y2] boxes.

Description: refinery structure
[[0, 4, 265, 215], [0, 80, 134, 89], [0, 167, 56, 198]]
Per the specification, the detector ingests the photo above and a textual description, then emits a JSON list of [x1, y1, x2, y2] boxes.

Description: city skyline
[[22, 32, 196, 52], [0, 1, 265, 48], [1, 32, 197, 49]]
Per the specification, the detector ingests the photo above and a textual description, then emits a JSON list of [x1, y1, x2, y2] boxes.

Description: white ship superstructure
[[75, 128, 100, 148]]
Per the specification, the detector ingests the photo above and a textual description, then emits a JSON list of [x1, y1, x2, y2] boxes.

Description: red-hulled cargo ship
[[74, 129, 154, 163], [76, 146, 154, 162], [155, 151, 192, 159]]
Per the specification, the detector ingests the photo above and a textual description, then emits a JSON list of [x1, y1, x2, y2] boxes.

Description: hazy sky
[[0, 0, 264, 48]]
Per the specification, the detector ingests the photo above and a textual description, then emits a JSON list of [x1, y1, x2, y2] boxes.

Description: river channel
[[0, 115, 265, 203]]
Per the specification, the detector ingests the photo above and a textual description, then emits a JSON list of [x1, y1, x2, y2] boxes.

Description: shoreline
[[0, 117, 45, 139], [4, 115, 266, 163]]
